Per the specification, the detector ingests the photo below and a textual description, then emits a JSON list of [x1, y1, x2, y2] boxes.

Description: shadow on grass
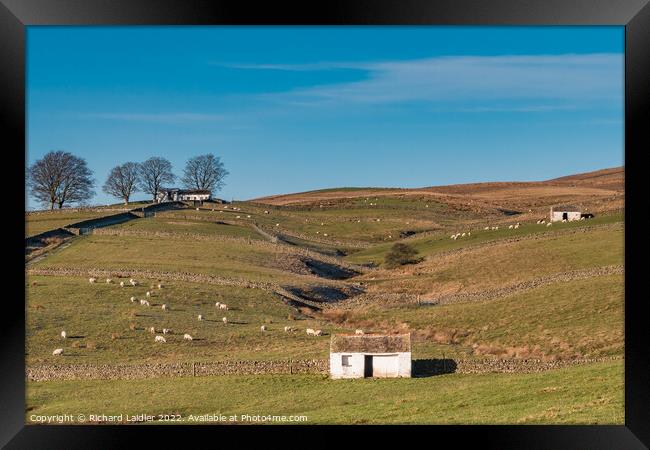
[[412, 359, 458, 378]]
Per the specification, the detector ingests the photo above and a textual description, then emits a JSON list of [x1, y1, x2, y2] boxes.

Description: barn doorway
[[364, 355, 373, 378], [562, 212, 568, 220]]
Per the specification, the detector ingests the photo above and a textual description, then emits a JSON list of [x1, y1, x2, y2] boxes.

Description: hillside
[[25, 166, 625, 424]]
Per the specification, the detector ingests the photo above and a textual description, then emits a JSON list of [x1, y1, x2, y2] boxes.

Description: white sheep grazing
[[154, 335, 166, 343], [236, 215, 240, 219], [161, 304, 168, 311], [275, 223, 280, 227], [509, 225, 513, 229], [157, 283, 163, 289], [52, 348, 64, 356], [461, 232, 466, 237], [198, 314, 203, 321], [264, 210, 269, 214], [514, 224, 519, 229], [547, 222, 553, 227], [60, 331, 67, 339], [450, 234, 455, 240], [314, 330, 323, 336], [247, 215, 251, 218], [89, 278, 96, 284], [162, 328, 171, 334], [222, 317, 228, 324], [215, 301, 221, 308], [130, 296, 136, 303], [260, 325, 267, 332], [495, 226, 499, 230], [219, 303, 228, 310], [323, 233, 328, 237], [468, 232, 471, 236], [355, 329, 364, 335], [183, 333, 193, 341], [143, 300, 150, 307], [120, 281, 125, 287], [106, 278, 112, 284], [146, 291, 151, 297], [484, 226, 490, 230], [284, 326, 292, 332], [306, 328, 315, 336], [149, 326, 156, 334]]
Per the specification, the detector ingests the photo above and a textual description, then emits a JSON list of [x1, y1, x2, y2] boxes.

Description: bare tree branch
[[103, 162, 140, 205], [138, 157, 175, 201], [181, 154, 228, 194]]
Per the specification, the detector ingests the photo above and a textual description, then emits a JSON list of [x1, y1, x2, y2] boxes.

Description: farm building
[[156, 188, 212, 204], [550, 205, 582, 222], [329, 333, 411, 379]]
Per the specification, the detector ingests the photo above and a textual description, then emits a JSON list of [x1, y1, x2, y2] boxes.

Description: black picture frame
[[3, 0, 648, 447]]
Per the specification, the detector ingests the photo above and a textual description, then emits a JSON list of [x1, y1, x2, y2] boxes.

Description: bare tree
[[181, 154, 228, 194], [138, 157, 175, 201], [103, 162, 140, 205], [28, 150, 95, 209]]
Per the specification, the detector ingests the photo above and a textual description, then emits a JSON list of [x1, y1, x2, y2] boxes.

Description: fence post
[[193, 361, 196, 377]]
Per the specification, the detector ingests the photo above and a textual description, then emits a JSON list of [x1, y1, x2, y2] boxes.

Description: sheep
[[306, 328, 315, 336], [461, 232, 466, 237], [247, 215, 251, 218], [314, 330, 323, 336], [450, 234, 456, 240], [514, 224, 519, 229], [143, 300, 150, 307], [157, 283, 163, 289], [149, 326, 156, 334], [467, 232, 471, 236], [130, 296, 136, 303], [60, 330, 67, 339], [146, 291, 151, 297], [161, 304, 168, 311], [275, 223, 280, 227], [89, 278, 96, 284], [355, 329, 364, 335], [222, 317, 228, 325], [284, 326, 292, 332], [106, 278, 113, 284], [120, 281, 125, 287], [509, 225, 514, 229], [154, 335, 166, 343], [580, 216, 585, 221], [264, 210, 269, 214], [323, 233, 328, 237], [219, 303, 228, 310], [196, 207, 200, 211], [215, 301, 221, 308], [162, 328, 171, 334], [546, 222, 553, 227], [198, 314, 203, 321], [129, 278, 137, 286], [52, 348, 64, 356], [183, 333, 193, 341], [260, 325, 267, 332], [236, 216, 241, 219]]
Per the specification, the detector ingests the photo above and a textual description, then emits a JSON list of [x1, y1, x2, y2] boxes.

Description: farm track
[[331, 264, 624, 309]]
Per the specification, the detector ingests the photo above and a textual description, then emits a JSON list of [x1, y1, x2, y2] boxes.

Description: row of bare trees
[[27, 151, 228, 209]]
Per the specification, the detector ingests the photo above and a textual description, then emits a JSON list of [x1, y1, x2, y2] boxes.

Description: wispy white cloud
[[230, 54, 623, 108]]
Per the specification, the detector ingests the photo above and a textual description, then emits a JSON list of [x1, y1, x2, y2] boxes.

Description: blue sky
[[26, 26, 624, 207]]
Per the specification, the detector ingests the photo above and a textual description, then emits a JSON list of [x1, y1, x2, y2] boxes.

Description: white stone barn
[[550, 205, 582, 222], [329, 333, 411, 379]]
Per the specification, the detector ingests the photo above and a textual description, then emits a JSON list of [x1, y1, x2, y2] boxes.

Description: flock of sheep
[[51, 278, 327, 355]]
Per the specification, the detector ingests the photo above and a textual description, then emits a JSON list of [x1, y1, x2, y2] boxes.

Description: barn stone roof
[[551, 205, 581, 212], [330, 333, 411, 353]]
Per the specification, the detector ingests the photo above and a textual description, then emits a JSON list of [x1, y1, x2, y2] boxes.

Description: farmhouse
[[156, 188, 212, 204], [550, 205, 582, 222], [329, 333, 411, 379]]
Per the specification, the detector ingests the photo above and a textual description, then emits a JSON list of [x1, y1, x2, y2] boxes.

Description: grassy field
[[357, 225, 623, 296], [112, 216, 264, 240], [346, 212, 623, 265], [26, 211, 110, 238], [26, 275, 343, 364], [329, 275, 624, 361], [26, 359, 623, 424], [30, 233, 312, 284]]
